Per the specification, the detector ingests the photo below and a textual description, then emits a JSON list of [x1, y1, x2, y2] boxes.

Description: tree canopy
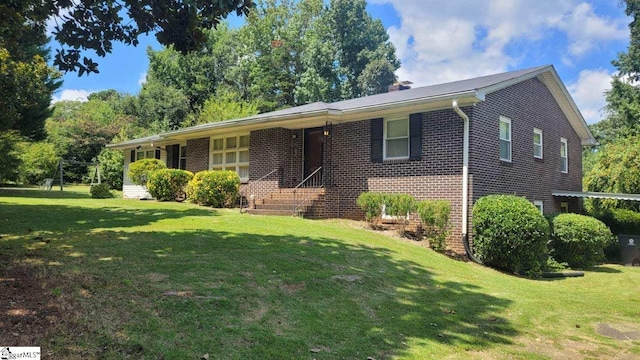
[[584, 0, 640, 213], [145, 0, 400, 113], [0, 0, 253, 75]]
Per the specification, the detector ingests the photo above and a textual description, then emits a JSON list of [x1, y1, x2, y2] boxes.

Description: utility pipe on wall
[[452, 100, 480, 263]]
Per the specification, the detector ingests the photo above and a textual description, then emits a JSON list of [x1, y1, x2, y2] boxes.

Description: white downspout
[[452, 100, 469, 236], [452, 100, 478, 261]]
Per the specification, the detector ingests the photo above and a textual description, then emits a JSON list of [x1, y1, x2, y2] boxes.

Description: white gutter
[[452, 100, 469, 238]]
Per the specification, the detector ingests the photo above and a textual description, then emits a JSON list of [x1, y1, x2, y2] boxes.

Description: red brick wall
[[468, 77, 583, 214], [185, 137, 210, 173]]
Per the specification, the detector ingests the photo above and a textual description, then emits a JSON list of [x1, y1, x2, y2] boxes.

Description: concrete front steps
[[246, 188, 325, 218]]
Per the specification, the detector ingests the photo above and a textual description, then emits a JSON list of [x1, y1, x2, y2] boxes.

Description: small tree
[[416, 200, 451, 251], [127, 158, 166, 187]]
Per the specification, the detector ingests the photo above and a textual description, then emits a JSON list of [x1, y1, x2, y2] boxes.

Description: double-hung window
[[211, 134, 250, 182], [499, 116, 512, 162], [560, 138, 568, 173], [533, 128, 543, 159], [384, 118, 409, 160]]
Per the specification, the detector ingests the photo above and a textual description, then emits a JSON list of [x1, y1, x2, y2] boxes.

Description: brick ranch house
[[108, 65, 596, 253]]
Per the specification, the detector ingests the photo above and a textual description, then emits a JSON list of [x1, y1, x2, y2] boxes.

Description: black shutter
[[155, 149, 161, 159], [172, 145, 180, 168], [409, 113, 423, 161], [130, 150, 135, 163], [370, 118, 383, 163]]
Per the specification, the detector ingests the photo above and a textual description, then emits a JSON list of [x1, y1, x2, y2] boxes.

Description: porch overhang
[[552, 190, 640, 202]]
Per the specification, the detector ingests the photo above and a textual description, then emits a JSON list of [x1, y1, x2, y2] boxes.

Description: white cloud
[[557, 3, 628, 57], [567, 68, 613, 124], [372, 0, 628, 86], [138, 72, 147, 87], [51, 89, 93, 103]]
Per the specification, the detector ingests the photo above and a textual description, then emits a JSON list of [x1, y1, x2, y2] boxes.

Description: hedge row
[[126, 160, 239, 208], [472, 194, 615, 273], [356, 192, 451, 250]]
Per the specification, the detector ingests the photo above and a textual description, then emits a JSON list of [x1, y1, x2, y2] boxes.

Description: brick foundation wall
[[186, 137, 210, 173]]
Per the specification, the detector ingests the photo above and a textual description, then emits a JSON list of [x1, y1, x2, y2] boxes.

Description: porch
[[242, 124, 334, 218]]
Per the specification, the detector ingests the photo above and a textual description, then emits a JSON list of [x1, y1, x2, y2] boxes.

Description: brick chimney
[[388, 80, 413, 92]]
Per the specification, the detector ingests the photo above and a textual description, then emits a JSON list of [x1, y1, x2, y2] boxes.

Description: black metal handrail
[[240, 168, 279, 212], [292, 166, 323, 215]]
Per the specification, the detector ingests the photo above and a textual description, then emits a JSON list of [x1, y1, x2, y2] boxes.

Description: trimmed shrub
[[472, 195, 549, 274], [128, 159, 166, 186], [384, 194, 416, 235], [550, 213, 613, 269], [90, 183, 114, 199], [356, 192, 386, 227], [147, 169, 194, 201], [384, 194, 416, 218], [417, 200, 451, 251], [186, 170, 240, 207]]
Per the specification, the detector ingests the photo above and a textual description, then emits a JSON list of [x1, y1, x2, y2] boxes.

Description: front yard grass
[[1, 186, 639, 359]]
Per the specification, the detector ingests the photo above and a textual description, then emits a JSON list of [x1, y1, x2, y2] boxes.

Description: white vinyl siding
[[499, 116, 512, 162], [122, 147, 166, 199], [384, 118, 409, 160], [533, 128, 543, 159], [210, 134, 250, 182], [560, 137, 568, 173]]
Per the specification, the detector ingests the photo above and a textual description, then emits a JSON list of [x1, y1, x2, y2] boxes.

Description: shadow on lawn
[[0, 187, 93, 199], [17, 226, 519, 359], [0, 202, 217, 236]]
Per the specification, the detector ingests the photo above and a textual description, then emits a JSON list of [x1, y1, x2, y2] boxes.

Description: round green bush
[[472, 195, 550, 274], [550, 213, 613, 269], [90, 183, 114, 199], [186, 170, 240, 207], [147, 169, 194, 201], [128, 158, 166, 186]]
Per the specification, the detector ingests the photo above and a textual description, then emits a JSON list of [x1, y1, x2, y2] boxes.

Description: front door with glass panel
[[303, 127, 323, 186]]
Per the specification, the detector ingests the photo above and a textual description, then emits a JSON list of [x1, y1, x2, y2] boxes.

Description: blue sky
[[52, 0, 631, 124]]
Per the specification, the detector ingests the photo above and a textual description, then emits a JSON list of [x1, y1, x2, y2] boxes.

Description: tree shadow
[[10, 226, 518, 358], [0, 187, 93, 199], [0, 202, 217, 236]]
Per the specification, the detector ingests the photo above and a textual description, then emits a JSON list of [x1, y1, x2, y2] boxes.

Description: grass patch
[[1, 186, 639, 359]]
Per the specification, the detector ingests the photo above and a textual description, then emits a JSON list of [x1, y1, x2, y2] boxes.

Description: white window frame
[[179, 145, 187, 170], [135, 149, 155, 162], [533, 200, 543, 214], [383, 117, 409, 160], [499, 116, 512, 162], [560, 137, 568, 173], [533, 128, 543, 159], [381, 204, 409, 221], [210, 134, 250, 182]]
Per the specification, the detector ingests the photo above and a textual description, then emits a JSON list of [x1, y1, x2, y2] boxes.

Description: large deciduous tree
[[145, 0, 399, 114]]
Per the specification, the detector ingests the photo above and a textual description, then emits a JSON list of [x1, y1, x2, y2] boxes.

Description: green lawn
[[1, 186, 639, 359]]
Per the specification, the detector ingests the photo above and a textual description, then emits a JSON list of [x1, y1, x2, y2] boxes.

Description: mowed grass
[[1, 186, 639, 359]]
